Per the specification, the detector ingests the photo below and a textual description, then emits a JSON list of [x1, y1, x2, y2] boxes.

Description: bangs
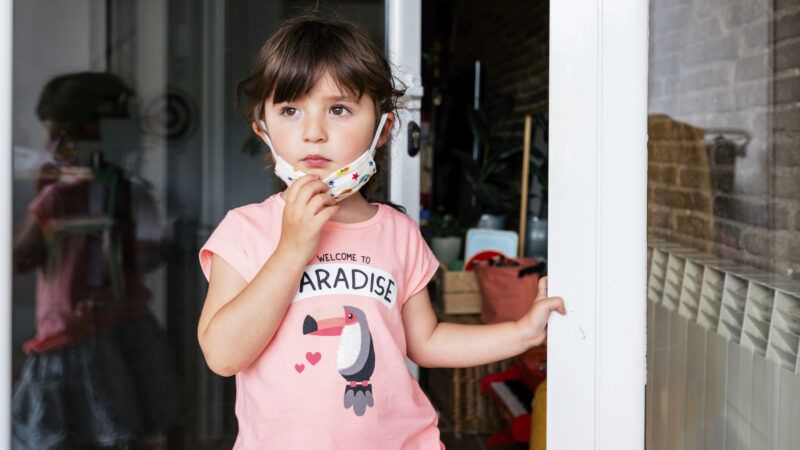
[[237, 12, 405, 127], [262, 23, 372, 111]]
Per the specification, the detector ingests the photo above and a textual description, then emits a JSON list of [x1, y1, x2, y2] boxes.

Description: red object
[[480, 349, 548, 444], [480, 362, 525, 395], [486, 428, 516, 446], [474, 257, 540, 324], [464, 249, 505, 271], [518, 347, 547, 385]]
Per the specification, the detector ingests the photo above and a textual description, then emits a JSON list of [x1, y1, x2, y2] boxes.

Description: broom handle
[[518, 114, 532, 257]]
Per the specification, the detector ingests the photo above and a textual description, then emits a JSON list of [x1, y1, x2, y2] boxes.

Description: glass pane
[[11, 1, 384, 448], [647, 0, 800, 448]]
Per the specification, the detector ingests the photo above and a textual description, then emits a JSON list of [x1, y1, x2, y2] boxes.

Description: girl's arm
[[198, 175, 339, 377], [197, 248, 308, 377], [12, 213, 46, 274], [402, 277, 565, 368]]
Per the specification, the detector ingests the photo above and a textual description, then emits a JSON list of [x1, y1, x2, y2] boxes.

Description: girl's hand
[[277, 174, 339, 264], [516, 276, 567, 348]]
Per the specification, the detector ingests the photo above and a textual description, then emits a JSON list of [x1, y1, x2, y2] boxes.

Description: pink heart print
[[306, 352, 322, 365], [295, 364, 305, 373]]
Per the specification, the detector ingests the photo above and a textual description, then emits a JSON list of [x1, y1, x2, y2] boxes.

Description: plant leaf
[[486, 161, 510, 176], [491, 96, 515, 128], [496, 145, 523, 160], [466, 107, 491, 146], [454, 150, 480, 177]]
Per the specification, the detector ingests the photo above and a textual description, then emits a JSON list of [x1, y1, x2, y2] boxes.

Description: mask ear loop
[[257, 119, 276, 152], [368, 113, 390, 156]]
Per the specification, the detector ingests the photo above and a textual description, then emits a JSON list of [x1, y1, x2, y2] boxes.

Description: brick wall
[[442, 0, 549, 225], [449, 0, 548, 140], [648, 0, 800, 280]]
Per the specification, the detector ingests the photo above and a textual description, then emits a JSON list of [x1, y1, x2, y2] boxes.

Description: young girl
[[13, 72, 180, 449], [198, 13, 565, 449]]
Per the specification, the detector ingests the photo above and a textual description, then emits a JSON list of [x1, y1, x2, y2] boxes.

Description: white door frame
[[1, 0, 12, 447], [386, 0, 423, 223], [547, 1, 648, 449], [386, 0, 423, 379]]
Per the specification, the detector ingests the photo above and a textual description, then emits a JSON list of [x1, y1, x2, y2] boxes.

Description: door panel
[[5, 2, 390, 448]]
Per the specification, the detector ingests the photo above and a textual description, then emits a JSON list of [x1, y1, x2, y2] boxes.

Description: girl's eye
[[330, 105, 351, 116], [280, 107, 299, 117]]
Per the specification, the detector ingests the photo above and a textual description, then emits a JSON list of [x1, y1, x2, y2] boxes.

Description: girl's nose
[[302, 115, 327, 144]]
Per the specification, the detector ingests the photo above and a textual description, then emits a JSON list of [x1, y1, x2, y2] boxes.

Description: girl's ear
[[377, 112, 395, 147], [251, 121, 265, 139]]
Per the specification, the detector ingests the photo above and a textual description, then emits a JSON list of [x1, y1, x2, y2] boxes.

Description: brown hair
[[236, 10, 406, 209], [37, 71, 134, 140]]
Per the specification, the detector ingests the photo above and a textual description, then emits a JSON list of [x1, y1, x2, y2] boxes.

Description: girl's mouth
[[302, 155, 331, 168]]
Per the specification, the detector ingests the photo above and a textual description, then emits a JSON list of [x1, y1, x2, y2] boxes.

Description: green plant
[[457, 101, 549, 222], [427, 214, 464, 238], [456, 97, 516, 220], [523, 114, 548, 218]]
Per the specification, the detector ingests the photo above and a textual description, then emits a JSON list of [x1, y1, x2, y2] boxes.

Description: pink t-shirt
[[199, 193, 445, 449], [24, 176, 150, 353]]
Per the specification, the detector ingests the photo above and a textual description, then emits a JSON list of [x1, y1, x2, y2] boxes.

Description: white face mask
[[257, 113, 389, 202]]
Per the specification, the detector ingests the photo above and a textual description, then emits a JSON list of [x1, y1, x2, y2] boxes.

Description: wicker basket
[[427, 360, 515, 435]]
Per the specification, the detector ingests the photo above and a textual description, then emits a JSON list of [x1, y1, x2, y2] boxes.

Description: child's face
[[255, 72, 394, 179]]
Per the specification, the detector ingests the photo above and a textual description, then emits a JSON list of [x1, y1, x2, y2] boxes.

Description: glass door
[[3, 1, 407, 448]]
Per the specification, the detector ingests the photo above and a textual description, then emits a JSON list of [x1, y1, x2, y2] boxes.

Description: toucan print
[[303, 306, 375, 417]]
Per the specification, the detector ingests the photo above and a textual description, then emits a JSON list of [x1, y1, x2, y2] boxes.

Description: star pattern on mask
[[352, 173, 359, 180], [328, 180, 335, 186]]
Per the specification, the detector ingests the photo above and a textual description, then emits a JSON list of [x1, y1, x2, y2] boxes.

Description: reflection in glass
[[12, 72, 180, 449], [646, 0, 800, 448], [10, 1, 387, 448]]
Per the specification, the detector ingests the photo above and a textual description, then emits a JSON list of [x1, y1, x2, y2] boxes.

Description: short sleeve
[[402, 222, 441, 304], [199, 210, 251, 282], [28, 183, 62, 224]]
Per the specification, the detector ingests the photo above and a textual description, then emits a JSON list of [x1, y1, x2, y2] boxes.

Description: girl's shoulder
[[227, 192, 284, 225], [376, 202, 421, 232], [199, 193, 283, 282], [216, 193, 284, 251]]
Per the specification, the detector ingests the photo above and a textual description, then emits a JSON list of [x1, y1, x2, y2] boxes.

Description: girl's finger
[[538, 297, 565, 315], [535, 276, 548, 301], [308, 192, 336, 216], [285, 174, 318, 204], [314, 204, 340, 224], [295, 179, 329, 207]]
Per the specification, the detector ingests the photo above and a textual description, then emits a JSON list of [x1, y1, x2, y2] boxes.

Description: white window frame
[[547, 1, 648, 449], [386, 0, 423, 222], [1, 0, 11, 447]]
